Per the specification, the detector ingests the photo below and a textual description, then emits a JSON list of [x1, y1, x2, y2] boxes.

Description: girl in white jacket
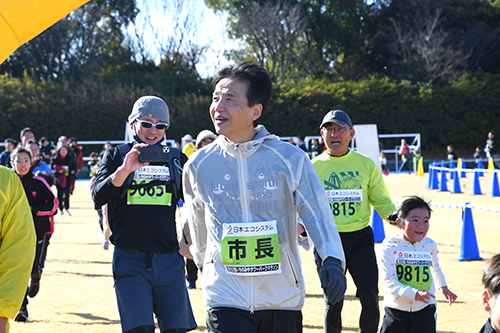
[[379, 196, 458, 333]]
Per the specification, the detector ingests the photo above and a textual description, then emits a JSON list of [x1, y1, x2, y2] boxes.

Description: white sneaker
[[65, 210, 71, 216]]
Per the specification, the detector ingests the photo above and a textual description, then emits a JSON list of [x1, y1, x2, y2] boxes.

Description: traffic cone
[[451, 170, 462, 193], [431, 164, 440, 190], [427, 163, 434, 189], [417, 158, 424, 176], [450, 159, 455, 169], [491, 172, 500, 197], [488, 157, 495, 172], [472, 170, 482, 195], [439, 167, 448, 192], [477, 158, 484, 177], [371, 208, 385, 243], [458, 158, 467, 178], [458, 203, 482, 261]]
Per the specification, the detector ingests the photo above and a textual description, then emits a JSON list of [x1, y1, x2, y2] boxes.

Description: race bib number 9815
[[393, 250, 433, 291]]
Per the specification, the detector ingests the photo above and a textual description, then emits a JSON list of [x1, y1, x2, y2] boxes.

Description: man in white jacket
[[182, 62, 346, 333]]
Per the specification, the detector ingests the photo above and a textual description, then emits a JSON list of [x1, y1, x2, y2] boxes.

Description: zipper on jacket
[[237, 145, 251, 221], [249, 276, 255, 314], [236, 144, 255, 313]]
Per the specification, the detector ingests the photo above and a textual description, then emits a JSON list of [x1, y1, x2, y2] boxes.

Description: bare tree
[[126, 0, 210, 72], [231, 0, 308, 83], [388, 8, 469, 82]]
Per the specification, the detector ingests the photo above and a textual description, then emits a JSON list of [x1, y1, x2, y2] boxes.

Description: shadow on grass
[[437, 241, 498, 256], [48, 258, 112, 265], [51, 241, 105, 246], [307, 293, 464, 305], [65, 312, 120, 325], [47, 270, 112, 278]]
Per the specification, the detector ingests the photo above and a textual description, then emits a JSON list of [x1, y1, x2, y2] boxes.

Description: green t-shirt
[[312, 150, 396, 232]]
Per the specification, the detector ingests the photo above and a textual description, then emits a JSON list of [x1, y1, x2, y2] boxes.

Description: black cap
[[320, 110, 352, 128]]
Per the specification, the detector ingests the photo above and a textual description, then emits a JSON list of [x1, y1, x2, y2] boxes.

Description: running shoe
[[28, 279, 40, 298], [14, 306, 29, 322]]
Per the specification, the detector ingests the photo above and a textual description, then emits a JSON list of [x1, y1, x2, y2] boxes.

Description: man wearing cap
[[312, 110, 396, 333], [182, 62, 346, 333], [92, 96, 196, 333], [181, 135, 195, 158]]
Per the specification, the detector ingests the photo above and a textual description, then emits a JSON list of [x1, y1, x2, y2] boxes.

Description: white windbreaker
[[379, 234, 448, 312], [183, 125, 345, 312]]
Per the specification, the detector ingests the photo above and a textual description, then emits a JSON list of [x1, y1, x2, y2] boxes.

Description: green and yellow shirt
[[312, 150, 396, 232]]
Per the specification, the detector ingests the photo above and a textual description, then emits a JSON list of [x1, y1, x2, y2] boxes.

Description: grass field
[[10, 172, 500, 332]]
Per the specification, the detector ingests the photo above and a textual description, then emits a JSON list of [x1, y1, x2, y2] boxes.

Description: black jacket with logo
[[91, 143, 187, 253]]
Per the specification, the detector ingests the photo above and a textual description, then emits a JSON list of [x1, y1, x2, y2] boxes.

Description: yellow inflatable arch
[[0, 0, 90, 64]]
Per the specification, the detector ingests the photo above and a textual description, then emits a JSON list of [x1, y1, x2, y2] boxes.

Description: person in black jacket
[[11, 147, 58, 322], [92, 96, 196, 333]]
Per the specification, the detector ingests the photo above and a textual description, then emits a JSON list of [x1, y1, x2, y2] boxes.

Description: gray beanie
[[128, 96, 170, 129]]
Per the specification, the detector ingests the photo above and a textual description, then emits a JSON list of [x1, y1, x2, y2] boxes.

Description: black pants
[[206, 307, 302, 333], [95, 204, 103, 231], [56, 184, 71, 210], [40, 233, 52, 270], [379, 305, 436, 333], [21, 234, 46, 308], [314, 227, 379, 333]]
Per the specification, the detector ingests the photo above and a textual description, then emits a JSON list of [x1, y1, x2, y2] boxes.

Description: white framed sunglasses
[[137, 120, 168, 130]]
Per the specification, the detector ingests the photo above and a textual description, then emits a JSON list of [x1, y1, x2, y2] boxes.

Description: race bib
[[133, 165, 170, 181], [127, 166, 172, 206], [221, 221, 281, 276], [325, 189, 363, 202], [394, 250, 433, 291]]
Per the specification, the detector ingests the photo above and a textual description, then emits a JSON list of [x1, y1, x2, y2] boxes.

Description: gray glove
[[319, 257, 346, 305]]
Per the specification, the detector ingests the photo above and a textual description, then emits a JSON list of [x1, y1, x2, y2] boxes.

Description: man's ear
[[252, 104, 263, 121], [483, 289, 491, 312]]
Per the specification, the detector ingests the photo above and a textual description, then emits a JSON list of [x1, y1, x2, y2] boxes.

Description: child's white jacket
[[379, 234, 447, 312]]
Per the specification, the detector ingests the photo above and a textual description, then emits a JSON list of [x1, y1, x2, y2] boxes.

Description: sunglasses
[[138, 120, 168, 130]]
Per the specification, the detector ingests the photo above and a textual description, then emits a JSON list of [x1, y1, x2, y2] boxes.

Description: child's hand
[[440, 286, 458, 305], [415, 290, 435, 303]]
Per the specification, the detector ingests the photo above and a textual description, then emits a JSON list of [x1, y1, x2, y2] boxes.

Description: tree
[[387, 7, 469, 81], [371, 0, 500, 80], [207, 0, 374, 81], [225, 0, 307, 83], [126, 0, 211, 73], [442, 0, 500, 73]]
